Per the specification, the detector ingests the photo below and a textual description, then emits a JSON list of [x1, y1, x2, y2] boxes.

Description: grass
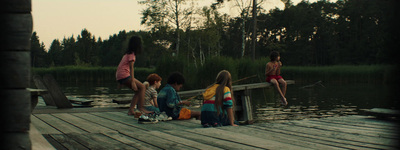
[[32, 64, 397, 90]]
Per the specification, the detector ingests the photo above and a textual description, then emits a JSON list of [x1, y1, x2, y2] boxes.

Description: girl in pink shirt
[[116, 36, 152, 115]]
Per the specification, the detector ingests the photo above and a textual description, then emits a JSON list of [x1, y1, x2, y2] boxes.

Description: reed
[[32, 66, 155, 83], [32, 62, 396, 89]]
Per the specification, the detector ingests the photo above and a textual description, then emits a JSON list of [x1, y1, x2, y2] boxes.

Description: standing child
[[157, 72, 201, 120], [265, 51, 288, 106], [116, 36, 153, 118], [143, 73, 162, 113], [201, 70, 238, 127]]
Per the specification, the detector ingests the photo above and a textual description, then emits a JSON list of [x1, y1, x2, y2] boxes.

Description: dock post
[[1, 0, 33, 149], [234, 87, 254, 124]]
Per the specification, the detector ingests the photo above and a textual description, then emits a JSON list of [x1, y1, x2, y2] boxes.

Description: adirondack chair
[[33, 74, 73, 108]]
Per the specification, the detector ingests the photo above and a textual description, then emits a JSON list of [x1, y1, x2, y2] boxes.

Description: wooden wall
[[0, 0, 33, 149]]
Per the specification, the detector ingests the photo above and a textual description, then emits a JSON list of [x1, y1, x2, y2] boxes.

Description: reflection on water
[[54, 81, 398, 121]]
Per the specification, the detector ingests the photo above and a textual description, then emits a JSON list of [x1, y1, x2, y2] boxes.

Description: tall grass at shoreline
[[32, 66, 155, 84], [282, 65, 396, 84], [32, 63, 396, 90]]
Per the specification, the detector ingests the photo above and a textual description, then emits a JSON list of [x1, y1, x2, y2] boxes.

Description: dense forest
[[31, 0, 399, 68]]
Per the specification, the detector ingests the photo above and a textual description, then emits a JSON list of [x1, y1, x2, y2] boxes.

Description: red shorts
[[266, 75, 283, 83]]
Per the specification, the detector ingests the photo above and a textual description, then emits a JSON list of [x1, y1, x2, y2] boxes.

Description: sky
[[32, 0, 310, 50]]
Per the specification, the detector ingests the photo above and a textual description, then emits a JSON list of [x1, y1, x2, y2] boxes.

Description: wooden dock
[[31, 108, 399, 149]]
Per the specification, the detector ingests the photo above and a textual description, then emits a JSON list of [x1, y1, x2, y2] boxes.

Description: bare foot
[[281, 97, 288, 106]]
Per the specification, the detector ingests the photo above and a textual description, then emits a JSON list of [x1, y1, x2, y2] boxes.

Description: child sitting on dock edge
[[265, 51, 288, 106]]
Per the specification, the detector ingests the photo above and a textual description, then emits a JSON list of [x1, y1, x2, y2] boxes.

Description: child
[[143, 73, 162, 113], [201, 70, 238, 127], [265, 51, 288, 106], [157, 72, 201, 120], [115, 36, 153, 118]]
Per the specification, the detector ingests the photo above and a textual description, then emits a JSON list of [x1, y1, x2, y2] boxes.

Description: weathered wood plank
[[66, 133, 136, 149], [32, 75, 56, 106], [148, 131, 223, 150], [220, 125, 346, 150], [102, 132, 160, 150], [253, 124, 375, 149], [0, 52, 30, 88], [47, 134, 88, 150], [304, 119, 397, 138], [1, 14, 32, 51], [0, 0, 31, 12], [30, 124, 55, 150], [30, 115, 61, 135], [185, 128, 308, 149], [178, 80, 295, 97], [1, 89, 30, 132], [34, 114, 87, 134], [119, 130, 198, 150], [164, 130, 264, 150], [257, 121, 396, 149], [70, 113, 141, 133], [42, 74, 73, 108], [90, 112, 154, 131], [326, 115, 398, 128], [311, 116, 398, 132], [51, 113, 116, 133], [295, 119, 398, 141]]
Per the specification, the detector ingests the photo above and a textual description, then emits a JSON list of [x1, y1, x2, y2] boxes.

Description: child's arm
[[265, 63, 273, 75], [277, 61, 282, 75], [129, 61, 138, 91], [227, 108, 238, 126], [152, 97, 158, 107]]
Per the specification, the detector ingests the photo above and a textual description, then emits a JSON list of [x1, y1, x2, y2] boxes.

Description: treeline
[[31, 0, 399, 68]]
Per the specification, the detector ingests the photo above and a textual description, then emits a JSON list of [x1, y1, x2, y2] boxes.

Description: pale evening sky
[[32, 0, 312, 50]]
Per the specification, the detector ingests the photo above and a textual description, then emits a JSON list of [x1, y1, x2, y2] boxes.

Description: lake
[[51, 81, 398, 122]]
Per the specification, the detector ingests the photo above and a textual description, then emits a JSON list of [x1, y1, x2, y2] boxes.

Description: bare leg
[[132, 78, 153, 114], [270, 79, 287, 106], [124, 78, 153, 115], [278, 78, 287, 96], [191, 111, 201, 120]]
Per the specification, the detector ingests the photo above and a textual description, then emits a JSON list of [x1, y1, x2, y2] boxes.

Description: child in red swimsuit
[[265, 51, 288, 106]]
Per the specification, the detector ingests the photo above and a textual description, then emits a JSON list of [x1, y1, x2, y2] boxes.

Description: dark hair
[[269, 51, 280, 61], [167, 72, 185, 85], [126, 36, 142, 55]]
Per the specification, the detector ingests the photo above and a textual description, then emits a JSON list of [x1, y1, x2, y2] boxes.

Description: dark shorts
[[266, 75, 283, 83], [117, 76, 131, 84]]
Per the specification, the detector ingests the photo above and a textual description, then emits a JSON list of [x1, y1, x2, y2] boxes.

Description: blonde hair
[[214, 70, 234, 115]]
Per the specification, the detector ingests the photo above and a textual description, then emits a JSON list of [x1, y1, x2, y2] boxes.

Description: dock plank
[[34, 114, 87, 134], [148, 131, 223, 150], [51, 113, 117, 134], [185, 128, 308, 149], [258, 121, 395, 149], [66, 133, 135, 149], [301, 119, 396, 138], [164, 130, 264, 150], [220, 125, 346, 150], [118, 130, 198, 150], [31, 109, 399, 149], [31, 115, 61, 135], [47, 134, 88, 150], [253, 124, 373, 149], [102, 132, 160, 150], [70, 113, 142, 133]]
